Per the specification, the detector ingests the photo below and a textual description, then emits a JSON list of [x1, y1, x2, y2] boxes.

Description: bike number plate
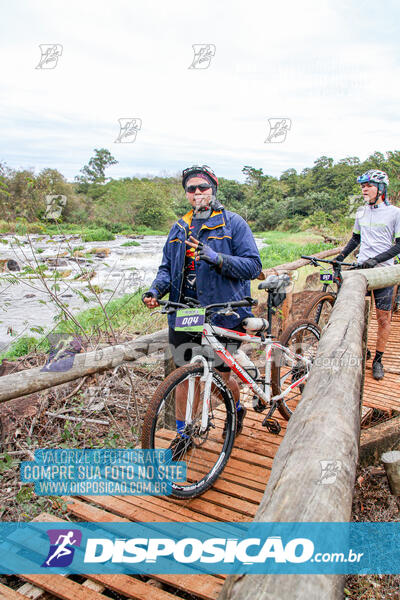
[[320, 269, 333, 282], [175, 308, 206, 332]]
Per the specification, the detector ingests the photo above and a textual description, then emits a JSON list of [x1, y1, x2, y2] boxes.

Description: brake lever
[[152, 307, 176, 315], [217, 309, 240, 318]]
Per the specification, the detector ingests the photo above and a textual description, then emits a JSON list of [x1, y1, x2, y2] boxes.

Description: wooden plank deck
[[1, 408, 284, 600], [3, 307, 399, 599], [363, 308, 400, 412]]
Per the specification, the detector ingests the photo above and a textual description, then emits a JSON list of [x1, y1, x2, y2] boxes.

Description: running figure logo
[[188, 44, 216, 69], [44, 195, 67, 220], [42, 529, 82, 567], [36, 44, 63, 69], [115, 118, 142, 143], [317, 460, 342, 485], [265, 118, 291, 143]]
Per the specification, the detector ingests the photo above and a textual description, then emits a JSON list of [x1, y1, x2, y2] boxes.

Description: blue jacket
[[149, 208, 262, 328]]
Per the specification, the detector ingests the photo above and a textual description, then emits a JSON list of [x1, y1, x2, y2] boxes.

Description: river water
[[0, 234, 266, 353]]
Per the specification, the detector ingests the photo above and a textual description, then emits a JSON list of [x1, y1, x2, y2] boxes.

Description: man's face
[[185, 176, 213, 211], [361, 182, 380, 204]]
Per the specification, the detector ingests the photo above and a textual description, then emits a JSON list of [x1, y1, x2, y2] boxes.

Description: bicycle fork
[[185, 356, 213, 433]]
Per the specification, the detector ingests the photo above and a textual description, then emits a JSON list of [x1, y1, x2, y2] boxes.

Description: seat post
[[266, 290, 274, 336]]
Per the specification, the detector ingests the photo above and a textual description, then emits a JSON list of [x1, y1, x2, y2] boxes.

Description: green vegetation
[[260, 239, 335, 269], [121, 240, 140, 247], [82, 228, 115, 242], [133, 226, 169, 235], [0, 290, 166, 362], [1, 148, 399, 238], [55, 289, 149, 335], [0, 335, 50, 361]]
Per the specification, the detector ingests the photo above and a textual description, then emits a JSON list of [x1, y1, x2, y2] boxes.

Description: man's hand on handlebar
[[154, 297, 257, 315], [142, 292, 159, 309]]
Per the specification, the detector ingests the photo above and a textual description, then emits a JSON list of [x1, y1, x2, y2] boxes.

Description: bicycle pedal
[[262, 417, 281, 435]]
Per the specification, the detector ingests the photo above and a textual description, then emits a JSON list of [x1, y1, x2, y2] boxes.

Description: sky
[[1, 0, 400, 182]]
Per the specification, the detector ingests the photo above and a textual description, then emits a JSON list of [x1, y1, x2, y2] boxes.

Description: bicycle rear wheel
[[272, 320, 321, 420], [304, 292, 335, 328], [141, 363, 236, 499]]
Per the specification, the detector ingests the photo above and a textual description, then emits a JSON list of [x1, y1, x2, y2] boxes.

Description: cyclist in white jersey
[[335, 170, 400, 380]]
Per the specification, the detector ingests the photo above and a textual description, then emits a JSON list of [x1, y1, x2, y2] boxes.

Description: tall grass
[[82, 228, 115, 242], [0, 290, 166, 361], [260, 240, 335, 269]]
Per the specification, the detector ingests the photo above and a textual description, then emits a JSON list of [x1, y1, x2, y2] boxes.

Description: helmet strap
[[368, 183, 380, 207]]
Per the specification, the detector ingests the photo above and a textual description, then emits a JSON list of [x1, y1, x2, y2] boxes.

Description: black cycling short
[[168, 324, 245, 373], [366, 286, 394, 312]]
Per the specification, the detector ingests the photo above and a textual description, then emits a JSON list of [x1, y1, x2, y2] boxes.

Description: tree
[[75, 148, 118, 198]]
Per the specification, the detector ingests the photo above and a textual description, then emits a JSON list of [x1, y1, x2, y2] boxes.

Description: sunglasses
[[186, 184, 212, 193]]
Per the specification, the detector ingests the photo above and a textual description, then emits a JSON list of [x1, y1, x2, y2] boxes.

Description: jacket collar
[[176, 209, 225, 232]]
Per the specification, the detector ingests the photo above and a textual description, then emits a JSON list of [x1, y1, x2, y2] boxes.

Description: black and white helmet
[[357, 169, 389, 205], [357, 169, 389, 187]]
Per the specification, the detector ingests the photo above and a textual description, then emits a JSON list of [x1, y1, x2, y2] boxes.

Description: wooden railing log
[[0, 328, 169, 403], [218, 273, 368, 600]]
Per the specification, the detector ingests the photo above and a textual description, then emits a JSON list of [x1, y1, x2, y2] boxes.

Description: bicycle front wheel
[[304, 292, 335, 328], [272, 320, 321, 420], [141, 363, 236, 499]]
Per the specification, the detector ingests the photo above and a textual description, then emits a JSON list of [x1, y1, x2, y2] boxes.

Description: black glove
[[361, 258, 378, 269], [196, 242, 223, 267], [335, 254, 345, 263]]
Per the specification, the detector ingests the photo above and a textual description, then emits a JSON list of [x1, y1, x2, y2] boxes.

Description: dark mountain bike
[[302, 255, 357, 328]]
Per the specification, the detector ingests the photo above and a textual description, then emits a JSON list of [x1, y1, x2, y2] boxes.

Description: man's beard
[[193, 195, 211, 214]]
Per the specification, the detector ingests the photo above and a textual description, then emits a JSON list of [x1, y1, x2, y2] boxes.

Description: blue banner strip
[[0, 522, 399, 574]]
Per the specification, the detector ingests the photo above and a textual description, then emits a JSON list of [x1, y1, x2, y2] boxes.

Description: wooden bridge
[[363, 307, 400, 415], [1, 261, 400, 600]]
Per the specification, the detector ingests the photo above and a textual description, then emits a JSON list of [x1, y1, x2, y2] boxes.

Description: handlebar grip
[[229, 298, 258, 308]]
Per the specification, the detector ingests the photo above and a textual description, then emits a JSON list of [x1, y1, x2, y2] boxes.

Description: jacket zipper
[[178, 223, 190, 301]]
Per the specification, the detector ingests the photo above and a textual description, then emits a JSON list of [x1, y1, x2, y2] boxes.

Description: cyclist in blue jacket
[[143, 165, 262, 458], [336, 170, 400, 380]]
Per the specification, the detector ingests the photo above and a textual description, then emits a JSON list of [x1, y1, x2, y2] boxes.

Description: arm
[[366, 237, 400, 265], [361, 211, 400, 267], [218, 214, 262, 280], [336, 232, 361, 261]]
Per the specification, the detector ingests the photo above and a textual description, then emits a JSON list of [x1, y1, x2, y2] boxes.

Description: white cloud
[[1, 0, 399, 181]]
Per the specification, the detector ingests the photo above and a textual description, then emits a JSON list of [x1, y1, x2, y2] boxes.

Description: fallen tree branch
[[45, 412, 110, 426], [0, 328, 168, 404]]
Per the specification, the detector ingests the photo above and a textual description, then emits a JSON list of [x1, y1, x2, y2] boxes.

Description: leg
[[218, 368, 246, 437], [168, 328, 203, 427], [375, 308, 392, 352], [220, 371, 240, 405], [371, 287, 394, 380], [175, 378, 201, 423]]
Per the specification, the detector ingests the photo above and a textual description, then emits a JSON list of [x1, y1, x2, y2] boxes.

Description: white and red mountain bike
[[142, 274, 321, 498]]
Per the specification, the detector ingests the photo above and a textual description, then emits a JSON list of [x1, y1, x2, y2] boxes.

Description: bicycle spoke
[[142, 365, 235, 498]]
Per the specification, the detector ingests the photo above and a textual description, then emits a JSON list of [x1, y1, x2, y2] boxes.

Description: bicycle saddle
[[241, 317, 269, 333], [258, 273, 291, 291]]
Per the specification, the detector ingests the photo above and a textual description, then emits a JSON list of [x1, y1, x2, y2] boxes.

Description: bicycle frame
[[185, 323, 313, 432]]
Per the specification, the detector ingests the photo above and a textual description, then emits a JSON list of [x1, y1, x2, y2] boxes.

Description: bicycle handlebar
[[301, 255, 357, 267], [157, 296, 258, 313]]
